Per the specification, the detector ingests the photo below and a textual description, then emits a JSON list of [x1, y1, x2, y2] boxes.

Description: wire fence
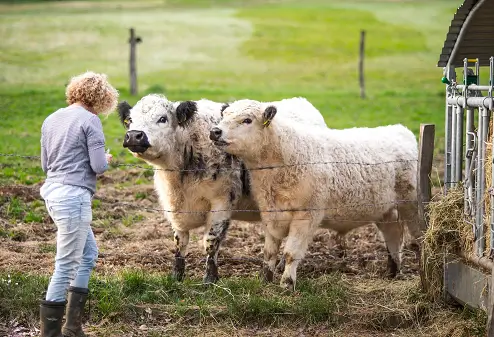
[[0, 151, 423, 221], [0, 152, 418, 172], [0, 151, 426, 266]]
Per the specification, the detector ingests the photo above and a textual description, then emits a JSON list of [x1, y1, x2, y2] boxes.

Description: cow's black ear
[[176, 101, 197, 127], [220, 104, 229, 112], [220, 103, 229, 117], [262, 105, 277, 127], [118, 101, 133, 129]]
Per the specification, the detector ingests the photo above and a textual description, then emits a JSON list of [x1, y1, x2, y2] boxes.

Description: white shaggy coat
[[213, 98, 421, 289]]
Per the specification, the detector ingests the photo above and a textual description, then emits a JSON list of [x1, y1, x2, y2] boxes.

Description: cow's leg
[[280, 214, 319, 291], [334, 233, 347, 259], [398, 201, 423, 255], [261, 230, 282, 283], [275, 256, 285, 273], [172, 229, 189, 282], [376, 208, 403, 278], [203, 205, 231, 284]]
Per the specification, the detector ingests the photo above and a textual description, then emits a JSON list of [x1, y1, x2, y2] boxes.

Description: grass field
[[0, 0, 489, 336]]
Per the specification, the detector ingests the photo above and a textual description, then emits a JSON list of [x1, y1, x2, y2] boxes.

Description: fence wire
[[0, 152, 418, 173], [1, 184, 419, 224], [0, 151, 424, 265], [1, 151, 423, 224]]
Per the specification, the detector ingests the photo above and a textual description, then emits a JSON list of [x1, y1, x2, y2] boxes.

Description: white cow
[[210, 98, 421, 290]]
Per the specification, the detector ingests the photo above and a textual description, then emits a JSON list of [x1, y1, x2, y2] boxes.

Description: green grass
[[0, 196, 46, 225], [0, 270, 348, 326]]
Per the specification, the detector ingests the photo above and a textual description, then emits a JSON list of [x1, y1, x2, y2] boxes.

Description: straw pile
[[421, 185, 472, 301], [422, 118, 493, 301]]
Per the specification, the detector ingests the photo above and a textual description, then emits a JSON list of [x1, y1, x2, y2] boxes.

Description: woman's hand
[[106, 153, 113, 163]]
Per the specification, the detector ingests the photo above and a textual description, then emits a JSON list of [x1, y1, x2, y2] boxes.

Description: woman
[[39, 71, 118, 337]]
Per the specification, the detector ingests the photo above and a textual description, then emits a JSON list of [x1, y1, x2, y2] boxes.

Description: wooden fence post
[[417, 123, 435, 291], [418, 123, 435, 230], [129, 28, 142, 96], [359, 30, 366, 99]]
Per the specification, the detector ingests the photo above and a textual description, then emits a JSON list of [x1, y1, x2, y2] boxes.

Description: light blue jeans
[[44, 189, 98, 302]]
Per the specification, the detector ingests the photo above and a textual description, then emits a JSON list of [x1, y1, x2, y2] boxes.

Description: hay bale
[[421, 185, 473, 301], [423, 118, 493, 301]]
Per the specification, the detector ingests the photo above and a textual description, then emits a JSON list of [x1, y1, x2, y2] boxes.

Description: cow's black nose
[[123, 130, 150, 153], [210, 127, 222, 141]]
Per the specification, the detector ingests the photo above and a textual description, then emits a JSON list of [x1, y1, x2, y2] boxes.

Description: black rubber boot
[[61, 287, 89, 337], [40, 300, 66, 337]]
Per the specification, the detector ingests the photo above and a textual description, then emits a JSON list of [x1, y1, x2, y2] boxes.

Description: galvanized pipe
[[490, 123, 494, 258], [445, 105, 453, 190], [465, 108, 476, 216], [451, 104, 458, 187], [447, 97, 494, 109], [489, 57, 494, 258], [455, 105, 464, 183], [459, 251, 494, 271], [444, 66, 456, 191], [456, 85, 494, 91], [475, 107, 489, 257]]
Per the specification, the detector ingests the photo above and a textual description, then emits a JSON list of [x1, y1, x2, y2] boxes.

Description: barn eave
[[437, 0, 494, 68]]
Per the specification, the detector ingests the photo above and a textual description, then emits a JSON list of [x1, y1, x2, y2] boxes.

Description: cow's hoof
[[386, 256, 398, 279], [203, 273, 219, 285], [173, 257, 186, 282], [280, 277, 295, 292], [203, 261, 219, 285], [261, 265, 274, 283], [275, 257, 285, 273]]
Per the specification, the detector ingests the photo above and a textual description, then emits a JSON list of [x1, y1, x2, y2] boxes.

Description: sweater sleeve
[[85, 115, 109, 175], [40, 132, 48, 173]]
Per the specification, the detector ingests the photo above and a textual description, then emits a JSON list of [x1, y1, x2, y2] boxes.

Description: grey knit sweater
[[40, 105, 108, 194]]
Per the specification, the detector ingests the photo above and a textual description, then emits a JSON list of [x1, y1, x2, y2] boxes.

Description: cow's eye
[[124, 118, 132, 126], [158, 116, 168, 124], [242, 118, 252, 124]]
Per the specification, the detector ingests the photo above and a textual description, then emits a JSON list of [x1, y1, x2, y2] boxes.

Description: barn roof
[[437, 0, 494, 68]]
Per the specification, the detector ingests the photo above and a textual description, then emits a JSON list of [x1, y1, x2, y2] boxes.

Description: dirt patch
[[0, 177, 420, 280], [0, 184, 42, 203]]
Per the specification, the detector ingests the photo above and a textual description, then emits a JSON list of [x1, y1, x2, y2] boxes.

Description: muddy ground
[[0, 169, 421, 280]]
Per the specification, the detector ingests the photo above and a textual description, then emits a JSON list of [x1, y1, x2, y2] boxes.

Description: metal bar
[[475, 58, 480, 85], [457, 85, 494, 91], [459, 251, 494, 271], [447, 97, 494, 109], [476, 107, 489, 257], [490, 57, 494, 259], [489, 56, 494, 111], [465, 108, 476, 216], [491, 121, 494, 258], [455, 104, 464, 183], [451, 104, 458, 187], [444, 66, 456, 191]]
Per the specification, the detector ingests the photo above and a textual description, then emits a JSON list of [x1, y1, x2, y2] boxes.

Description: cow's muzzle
[[123, 130, 151, 153], [209, 127, 222, 141]]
